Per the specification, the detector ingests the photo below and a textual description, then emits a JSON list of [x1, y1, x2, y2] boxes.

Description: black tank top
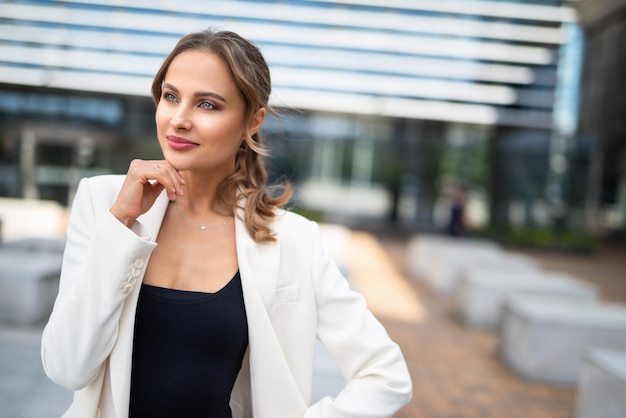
[[129, 271, 248, 418]]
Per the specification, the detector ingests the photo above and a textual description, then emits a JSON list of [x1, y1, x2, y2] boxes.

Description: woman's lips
[[167, 136, 199, 150]]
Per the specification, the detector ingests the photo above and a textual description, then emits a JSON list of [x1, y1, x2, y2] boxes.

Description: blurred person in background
[[40, 29, 411, 418], [446, 182, 467, 237]]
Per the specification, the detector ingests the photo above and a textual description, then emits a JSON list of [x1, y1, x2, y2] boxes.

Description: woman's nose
[[170, 105, 192, 130]]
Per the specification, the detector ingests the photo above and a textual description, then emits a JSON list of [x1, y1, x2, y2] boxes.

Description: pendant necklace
[[171, 201, 230, 231]]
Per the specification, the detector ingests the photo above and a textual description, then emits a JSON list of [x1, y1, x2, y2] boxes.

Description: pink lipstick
[[167, 136, 199, 151]]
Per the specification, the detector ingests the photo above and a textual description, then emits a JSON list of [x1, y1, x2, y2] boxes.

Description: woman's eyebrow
[[194, 91, 228, 104], [163, 83, 228, 103]]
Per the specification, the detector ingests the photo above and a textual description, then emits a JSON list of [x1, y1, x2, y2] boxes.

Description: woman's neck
[[176, 171, 230, 216]]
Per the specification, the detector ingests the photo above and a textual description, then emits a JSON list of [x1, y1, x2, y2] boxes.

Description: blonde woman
[[41, 29, 412, 418]]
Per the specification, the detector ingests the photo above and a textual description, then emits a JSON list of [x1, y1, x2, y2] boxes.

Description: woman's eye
[[199, 101, 216, 110], [163, 92, 177, 102]]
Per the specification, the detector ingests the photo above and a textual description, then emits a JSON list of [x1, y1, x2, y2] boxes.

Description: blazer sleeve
[[41, 177, 157, 390], [305, 221, 412, 417]]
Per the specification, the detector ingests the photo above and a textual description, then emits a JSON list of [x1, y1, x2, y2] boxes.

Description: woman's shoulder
[[273, 208, 317, 230], [74, 174, 126, 206], [270, 209, 322, 244], [82, 174, 126, 188]]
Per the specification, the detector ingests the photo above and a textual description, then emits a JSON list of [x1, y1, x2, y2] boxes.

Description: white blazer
[[41, 175, 412, 418]]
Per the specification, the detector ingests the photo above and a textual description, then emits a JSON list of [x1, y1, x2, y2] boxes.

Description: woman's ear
[[248, 107, 266, 137]]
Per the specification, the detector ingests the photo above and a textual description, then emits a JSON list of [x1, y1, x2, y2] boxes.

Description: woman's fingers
[[127, 159, 183, 201], [154, 161, 185, 199], [149, 160, 186, 199], [111, 159, 185, 227]]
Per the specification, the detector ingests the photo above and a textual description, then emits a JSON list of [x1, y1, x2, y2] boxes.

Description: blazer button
[[134, 259, 144, 268], [130, 267, 141, 277], [123, 283, 133, 294], [126, 276, 137, 286]]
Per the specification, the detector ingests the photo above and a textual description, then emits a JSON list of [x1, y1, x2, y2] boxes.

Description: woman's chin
[[162, 154, 188, 172]]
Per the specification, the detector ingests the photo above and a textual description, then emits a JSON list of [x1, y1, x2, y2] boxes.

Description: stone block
[[407, 234, 500, 281], [458, 270, 598, 328], [500, 296, 626, 384], [576, 348, 626, 418], [0, 246, 63, 324], [427, 249, 536, 295], [2, 238, 66, 253]]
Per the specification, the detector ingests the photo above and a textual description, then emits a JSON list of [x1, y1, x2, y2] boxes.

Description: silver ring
[[153, 164, 159, 172]]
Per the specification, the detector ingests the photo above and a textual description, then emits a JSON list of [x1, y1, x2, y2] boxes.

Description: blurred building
[[0, 0, 604, 234], [575, 0, 626, 237]]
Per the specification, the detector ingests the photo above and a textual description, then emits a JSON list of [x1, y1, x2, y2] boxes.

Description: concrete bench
[[458, 270, 599, 328], [2, 237, 66, 253], [407, 234, 449, 279], [0, 240, 64, 324], [576, 348, 626, 418], [407, 234, 500, 281], [427, 249, 537, 295], [500, 296, 626, 385]]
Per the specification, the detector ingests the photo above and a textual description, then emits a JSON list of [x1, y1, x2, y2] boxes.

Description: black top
[[129, 271, 248, 418]]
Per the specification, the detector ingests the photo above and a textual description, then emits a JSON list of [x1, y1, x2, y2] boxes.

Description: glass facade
[[0, 0, 590, 233]]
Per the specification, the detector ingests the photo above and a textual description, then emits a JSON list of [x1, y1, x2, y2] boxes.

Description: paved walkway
[[1, 231, 624, 417], [354, 234, 626, 418]]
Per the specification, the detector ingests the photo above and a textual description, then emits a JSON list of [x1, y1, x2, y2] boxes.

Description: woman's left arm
[[305, 222, 412, 418]]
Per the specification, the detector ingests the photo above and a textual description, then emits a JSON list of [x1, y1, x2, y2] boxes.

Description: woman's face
[[155, 49, 264, 174]]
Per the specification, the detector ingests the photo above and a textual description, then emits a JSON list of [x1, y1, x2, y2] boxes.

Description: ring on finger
[[153, 164, 159, 172]]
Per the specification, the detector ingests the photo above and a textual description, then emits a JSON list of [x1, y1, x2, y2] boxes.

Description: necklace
[[171, 201, 230, 231]]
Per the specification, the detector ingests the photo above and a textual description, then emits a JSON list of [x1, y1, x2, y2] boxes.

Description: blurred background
[[0, 0, 624, 247]]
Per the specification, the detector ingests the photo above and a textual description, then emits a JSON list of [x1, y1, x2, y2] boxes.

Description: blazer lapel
[[110, 191, 170, 418], [234, 215, 279, 310], [235, 215, 307, 418]]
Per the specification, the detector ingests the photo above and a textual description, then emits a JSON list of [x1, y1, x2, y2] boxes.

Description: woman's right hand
[[109, 159, 185, 228]]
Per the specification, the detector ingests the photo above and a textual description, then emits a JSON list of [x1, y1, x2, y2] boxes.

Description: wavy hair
[[151, 29, 291, 243]]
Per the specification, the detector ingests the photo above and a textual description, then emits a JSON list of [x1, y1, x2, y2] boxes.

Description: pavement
[[369, 235, 626, 418], [1, 230, 625, 418]]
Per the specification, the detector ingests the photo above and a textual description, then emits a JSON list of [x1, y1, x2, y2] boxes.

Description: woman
[[41, 29, 412, 418]]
